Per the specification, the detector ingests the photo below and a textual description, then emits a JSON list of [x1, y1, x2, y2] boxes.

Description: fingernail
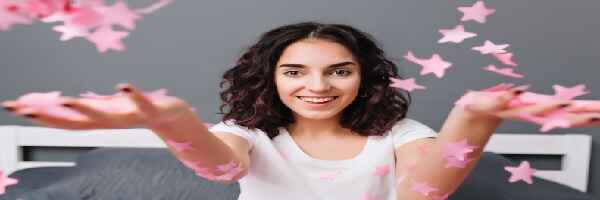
[[557, 103, 571, 108], [62, 103, 73, 108], [513, 90, 524, 95], [24, 113, 37, 118], [121, 87, 132, 93], [2, 106, 15, 112], [589, 117, 600, 123]]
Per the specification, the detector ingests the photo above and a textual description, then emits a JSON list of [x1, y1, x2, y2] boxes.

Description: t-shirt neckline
[[278, 127, 372, 166]]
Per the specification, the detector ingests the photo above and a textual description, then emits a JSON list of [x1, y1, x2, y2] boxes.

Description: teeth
[[299, 96, 335, 103]]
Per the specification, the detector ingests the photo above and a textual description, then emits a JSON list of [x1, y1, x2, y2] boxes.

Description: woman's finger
[[496, 100, 571, 119], [15, 111, 100, 130], [116, 83, 159, 118], [566, 100, 600, 113], [466, 88, 523, 113], [1, 101, 23, 113], [568, 113, 600, 128], [61, 97, 112, 121]]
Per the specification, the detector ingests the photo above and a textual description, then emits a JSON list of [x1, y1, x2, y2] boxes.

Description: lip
[[296, 96, 339, 109], [296, 96, 338, 98]]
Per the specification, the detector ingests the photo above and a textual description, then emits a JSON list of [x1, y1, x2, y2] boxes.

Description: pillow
[[451, 152, 594, 200]]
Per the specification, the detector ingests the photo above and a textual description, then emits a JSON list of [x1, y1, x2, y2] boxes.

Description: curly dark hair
[[218, 21, 411, 139]]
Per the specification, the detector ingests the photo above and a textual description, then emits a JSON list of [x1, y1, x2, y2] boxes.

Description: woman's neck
[[287, 114, 353, 138]]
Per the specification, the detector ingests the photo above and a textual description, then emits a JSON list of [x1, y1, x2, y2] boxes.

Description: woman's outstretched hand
[[1, 83, 195, 130], [456, 84, 600, 131]]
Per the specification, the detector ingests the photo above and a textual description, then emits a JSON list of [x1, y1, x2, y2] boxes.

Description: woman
[[3, 21, 600, 200]]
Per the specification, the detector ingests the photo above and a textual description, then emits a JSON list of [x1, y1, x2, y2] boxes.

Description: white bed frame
[[0, 125, 592, 192]]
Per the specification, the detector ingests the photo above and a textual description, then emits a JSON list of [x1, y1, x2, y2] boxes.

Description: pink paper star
[[372, 164, 390, 177], [180, 159, 205, 171], [472, 40, 509, 55], [9, 91, 89, 120], [86, 26, 129, 52], [79, 91, 126, 100], [432, 193, 450, 200], [411, 180, 438, 197], [279, 152, 289, 160], [444, 156, 473, 169], [443, 139, 477, 161], [0, 2, 33, 31], [492, 52, 518, 67], [457, 1, 496, 23], [319, 170, 342, 181], [214, 161, 244, 181], [552, 84, 589, 100], [482, 83, 515, 92], [41, 10, 70, 23], [360, 192, 380, 200], [406, 163, 417, 172], [512, 91, 554, 105], [504, 161, 535, 184], [76, 89, 172, 114], [404, 51, 453, 78], [64, 6, 103, 29], [396, 174, 407, 185], [136, 0, 174, 14], [389, 78, 426, 92], [217, 160, 238, 172], [99, 0, 140, 30], [24, 0, 66, 18], [52, 24, 89, 41], [165, 139, 194, 152], [518, 110, 571, 132], [418, 142, 430, 154], [203, 123, 214, 128], [483, 64, 525, 78], [193, 161, 244, 181], [0, 170, 19, 194], [438, 24, 477, 44]]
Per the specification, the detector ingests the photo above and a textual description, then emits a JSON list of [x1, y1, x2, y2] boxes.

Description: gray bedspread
[[1, 148, 594, 200]]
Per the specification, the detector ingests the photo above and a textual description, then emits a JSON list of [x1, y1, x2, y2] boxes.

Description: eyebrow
[[277, 61, 357, 69]]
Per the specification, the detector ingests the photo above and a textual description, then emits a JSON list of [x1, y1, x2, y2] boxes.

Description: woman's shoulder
[[209, 120, 269, 144], [386, 118, 438, 148], [210, 120, 267, 134], [390, 118, 435, 133]]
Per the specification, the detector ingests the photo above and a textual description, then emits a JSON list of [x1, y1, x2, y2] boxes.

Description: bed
[[0, 125, 595, 200]]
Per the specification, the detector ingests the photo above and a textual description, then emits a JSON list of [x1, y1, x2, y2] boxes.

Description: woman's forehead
[[277, 39, 358, 68]]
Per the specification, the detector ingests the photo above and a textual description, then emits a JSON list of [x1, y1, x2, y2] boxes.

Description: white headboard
[[0, 125, 592, 192]]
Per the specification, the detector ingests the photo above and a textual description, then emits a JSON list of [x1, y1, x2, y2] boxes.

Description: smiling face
[[275, 38, 361, 121]]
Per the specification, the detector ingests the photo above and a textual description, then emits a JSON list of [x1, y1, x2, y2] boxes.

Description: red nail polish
[[121, 87, 132, 93], [24, 114, 37, 118], [513, 90, 524, 95], [2, 106, 15, 112]]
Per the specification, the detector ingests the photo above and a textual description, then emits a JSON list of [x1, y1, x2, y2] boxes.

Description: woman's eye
[[283, 71, 301, 77], [332, 69, 352, 76]]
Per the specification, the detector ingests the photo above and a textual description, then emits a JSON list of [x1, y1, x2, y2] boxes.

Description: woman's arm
[[395, 88, 571, 199], [395, 106, 501, 199], [147, 110, 250, 185]]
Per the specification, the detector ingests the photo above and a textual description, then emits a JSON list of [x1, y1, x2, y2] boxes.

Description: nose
[[307, 75, 331, 92]]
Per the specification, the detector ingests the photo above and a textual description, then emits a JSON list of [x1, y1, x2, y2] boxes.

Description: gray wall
[[1, 0, 599, 197]]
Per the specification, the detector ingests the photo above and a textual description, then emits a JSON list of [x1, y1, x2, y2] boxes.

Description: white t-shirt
[[209, 118, 437, 200]]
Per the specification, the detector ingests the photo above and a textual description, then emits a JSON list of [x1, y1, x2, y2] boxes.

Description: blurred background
[[1, 0, 598, 198]]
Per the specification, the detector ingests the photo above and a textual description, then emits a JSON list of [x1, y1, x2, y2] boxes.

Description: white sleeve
[[209, 120, 258, 150], [391, 118, 438, 149]]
